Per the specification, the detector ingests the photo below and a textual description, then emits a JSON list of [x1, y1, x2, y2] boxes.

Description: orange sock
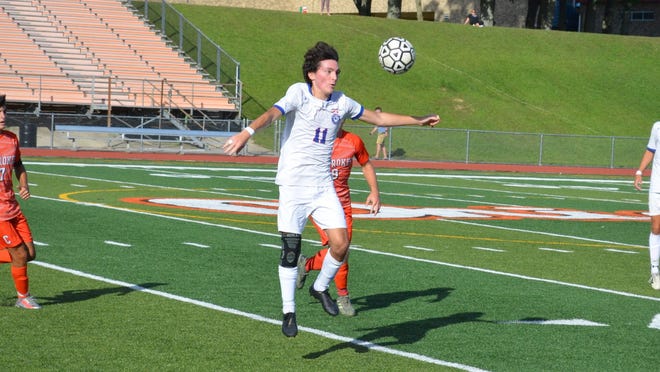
[[11, 265, 29, 296], [306, 248, 328, 271], [335, 262, 349, 296], [0, 249, 11, 263]]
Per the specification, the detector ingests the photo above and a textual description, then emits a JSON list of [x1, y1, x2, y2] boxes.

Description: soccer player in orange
[[296, 125, 381, 316], [0, 94, 41, 309]]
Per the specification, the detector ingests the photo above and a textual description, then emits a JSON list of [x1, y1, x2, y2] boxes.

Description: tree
[[352, 0, 373, 16], [482, 0, 496, 25], [525, 0, 551, 29], [602, 0, 616, 33], [387, 0, 402, 19], [556, 0, 568, 30]]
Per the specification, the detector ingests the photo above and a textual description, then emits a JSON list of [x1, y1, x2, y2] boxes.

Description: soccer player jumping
[[297, 126, 381, 316], [223, 41, 439, 337]]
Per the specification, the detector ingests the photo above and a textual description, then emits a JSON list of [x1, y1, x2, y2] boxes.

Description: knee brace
[[280, 233, 301, 268]]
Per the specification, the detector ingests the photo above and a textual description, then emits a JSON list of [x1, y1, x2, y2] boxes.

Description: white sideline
[[31, 261, 488, 372]]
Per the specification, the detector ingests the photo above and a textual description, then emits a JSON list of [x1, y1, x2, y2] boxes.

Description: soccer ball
[[378, 37, 415, 74]]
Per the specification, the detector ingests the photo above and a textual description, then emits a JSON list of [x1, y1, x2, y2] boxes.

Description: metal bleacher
[[0, 0, 239, 119]]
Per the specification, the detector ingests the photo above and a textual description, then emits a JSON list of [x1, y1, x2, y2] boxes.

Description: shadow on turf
[[351, 287, 454, 312], [303, 312, 487, 359], [31, 282, 167, 306]]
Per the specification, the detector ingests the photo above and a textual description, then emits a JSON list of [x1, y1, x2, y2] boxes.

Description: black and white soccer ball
[[378, 37, 415, 74]]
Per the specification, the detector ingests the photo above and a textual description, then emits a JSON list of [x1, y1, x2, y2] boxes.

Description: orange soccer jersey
[[0, 130, 22, 221], [313, 130, 370, 244], [308, 131, 370, 295]]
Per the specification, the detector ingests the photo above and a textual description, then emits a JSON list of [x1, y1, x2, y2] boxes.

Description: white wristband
[[636, 170, 643, 176], [244, 127, 255, 137]]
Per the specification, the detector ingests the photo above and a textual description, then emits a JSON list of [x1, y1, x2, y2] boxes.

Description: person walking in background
[[321, 0, 331, 15], [0, 94, 41, 309], [464, 9, 484, 27], [634, 120, 660, 290], [296, 126, 381, 316], [222, 41, 439, 337], [369, 107, 389, 160]]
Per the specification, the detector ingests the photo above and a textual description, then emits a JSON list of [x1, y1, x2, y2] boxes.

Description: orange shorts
[[0, 212, 32, 249]]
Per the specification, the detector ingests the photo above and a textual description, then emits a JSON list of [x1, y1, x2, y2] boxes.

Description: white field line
[[31, 260, 487, 372], [32, 193, 660, 306], [24, 165, 659, 368], [538, 247, 573, 253], [605, 249, 639, 254], [445, 219, 646, 249], [473, 246, 506, 252], [404, 245, 435, 252], [104, 240, 132, 247]]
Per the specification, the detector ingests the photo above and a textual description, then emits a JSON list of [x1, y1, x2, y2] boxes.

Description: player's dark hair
[[0, 94, 5, 108], [302, 41, 339, 85]]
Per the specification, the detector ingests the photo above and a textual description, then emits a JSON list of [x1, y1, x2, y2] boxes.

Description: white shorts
[[649, 192, 660, 216], [278, 185, 346, 234]]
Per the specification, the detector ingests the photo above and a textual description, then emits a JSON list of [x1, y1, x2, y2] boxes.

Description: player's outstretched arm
[[360, 109, 440, 128], [223, 107, 281, 155]]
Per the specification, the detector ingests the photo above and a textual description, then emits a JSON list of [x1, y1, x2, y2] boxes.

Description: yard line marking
[[539, 247, 573, 253], [404, 245, 434, 252], [31, 261, 488, 372], [104, 240, 132, 247], [649, 314, 660, 330], [605, 249, 639, 254], [183, 242, 210, 248], [473, 246, 505, 252], [31, 194, 660, 302], [34, 241, 49, 246], [500, 319, 608, 327], [31, 170, 276, 201], [259, 243, 280, 249], [445, 219, 646, 249], [70, 184, 87, 188], [351, 245, 660, 303]]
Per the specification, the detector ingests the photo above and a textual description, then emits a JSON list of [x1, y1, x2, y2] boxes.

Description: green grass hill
[[172, 5, 658, 138]]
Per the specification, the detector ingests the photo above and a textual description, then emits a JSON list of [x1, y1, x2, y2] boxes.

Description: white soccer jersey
[[273, 83, 363, 187], [647, 121, 660, 193]]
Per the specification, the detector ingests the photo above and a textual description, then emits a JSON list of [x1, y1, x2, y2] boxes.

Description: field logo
[[122, 198, 648, 222]]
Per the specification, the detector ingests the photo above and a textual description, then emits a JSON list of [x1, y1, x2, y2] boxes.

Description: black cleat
[[282, 312, 298, 337], [309, 286, 339, 316]]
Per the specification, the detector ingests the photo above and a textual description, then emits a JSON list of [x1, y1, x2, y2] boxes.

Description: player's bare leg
[[308, 228, 348, 316]]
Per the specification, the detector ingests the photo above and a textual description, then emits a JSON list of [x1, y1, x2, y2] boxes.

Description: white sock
[[649, 233, 660, 274], [313, 250, 342, 292], [279, 265, 297, 314]]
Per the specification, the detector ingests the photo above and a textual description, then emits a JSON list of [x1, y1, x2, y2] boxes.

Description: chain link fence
[[9, 111, 647, 169]]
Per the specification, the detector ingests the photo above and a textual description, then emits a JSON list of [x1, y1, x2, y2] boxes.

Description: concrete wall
[[165, 0, 479, 23], [163, 1, 659, 35]]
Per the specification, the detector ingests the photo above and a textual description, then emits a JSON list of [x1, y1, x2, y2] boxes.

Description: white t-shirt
[[273, 82, 363, 187], [646, 121, 660, 193]]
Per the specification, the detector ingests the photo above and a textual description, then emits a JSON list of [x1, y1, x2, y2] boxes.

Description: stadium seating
[[0, 0, 235, 114]]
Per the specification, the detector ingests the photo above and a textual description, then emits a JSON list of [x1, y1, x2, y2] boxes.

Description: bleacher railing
[[130, 0, 242, 117], [1, 72, 235, 115]]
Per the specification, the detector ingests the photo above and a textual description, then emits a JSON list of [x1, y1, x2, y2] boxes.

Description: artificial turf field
[[1, 157, 658, 371]]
